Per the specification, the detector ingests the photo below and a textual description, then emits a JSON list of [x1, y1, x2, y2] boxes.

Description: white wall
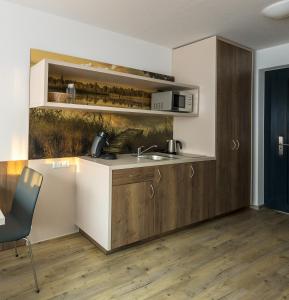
[[172, 37, 216, 156], [28, 158, 78, 243], [254, 42, 289, 206], [0, 0, 172, 162]]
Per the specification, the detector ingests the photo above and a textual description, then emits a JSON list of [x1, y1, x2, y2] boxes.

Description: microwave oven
[[151, 91, 193, 113]]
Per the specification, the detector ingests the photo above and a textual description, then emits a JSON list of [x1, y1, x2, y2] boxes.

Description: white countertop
[[80, 153, 215, 170], [0, 209, 5, 226]]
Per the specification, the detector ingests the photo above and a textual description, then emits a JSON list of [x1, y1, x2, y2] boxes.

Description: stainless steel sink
[[136, 153, 178, 161]]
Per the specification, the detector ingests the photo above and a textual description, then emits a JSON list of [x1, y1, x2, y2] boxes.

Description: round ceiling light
[[262, 0, 289, 19]]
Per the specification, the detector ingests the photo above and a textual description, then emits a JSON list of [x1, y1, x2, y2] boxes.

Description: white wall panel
[[172, 37, 216, 156]]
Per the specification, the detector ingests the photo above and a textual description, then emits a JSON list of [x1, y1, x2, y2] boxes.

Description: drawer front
[[112, 167, 155, 185]]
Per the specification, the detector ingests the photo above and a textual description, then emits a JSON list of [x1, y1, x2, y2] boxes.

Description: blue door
[[264, 68, 289, 212]]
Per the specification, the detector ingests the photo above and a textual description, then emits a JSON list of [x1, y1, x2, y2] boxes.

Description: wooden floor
[[1, 208, 289, 300]]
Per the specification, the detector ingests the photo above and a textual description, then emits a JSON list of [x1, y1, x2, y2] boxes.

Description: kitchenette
[[5, 1, 289, 298], [26, 36, 252, 253]]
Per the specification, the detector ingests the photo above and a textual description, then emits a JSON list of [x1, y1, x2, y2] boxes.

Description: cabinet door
[[155, 161, 216, 232], [154, 164, 193, 233], [111, 181, 155, 249], [176, 163, 194, 228], [191, 161, 216, 222], [154, 164, 179, 233]]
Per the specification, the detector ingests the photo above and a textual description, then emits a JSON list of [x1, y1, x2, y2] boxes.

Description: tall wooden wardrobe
[[215, 39, 252, 215], [173, 37, 252, 218]]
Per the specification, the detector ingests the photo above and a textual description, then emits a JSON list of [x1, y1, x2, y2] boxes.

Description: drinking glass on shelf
[[66, 83, 76, 103]]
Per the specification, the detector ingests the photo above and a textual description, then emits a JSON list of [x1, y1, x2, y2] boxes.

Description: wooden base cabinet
[[111, 167, 156, 249], [111, 161, 216, 250], [111, 181, 156, 249], [77, 159, 216, 252]]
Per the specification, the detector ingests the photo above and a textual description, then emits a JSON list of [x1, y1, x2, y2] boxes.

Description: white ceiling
[[6, 0, 289, 49]]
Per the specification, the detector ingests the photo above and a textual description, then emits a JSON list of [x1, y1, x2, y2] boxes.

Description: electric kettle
[[167, 139, 182, 154]]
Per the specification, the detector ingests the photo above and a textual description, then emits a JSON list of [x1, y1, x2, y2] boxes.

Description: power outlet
[[52, 160, 70, 169]]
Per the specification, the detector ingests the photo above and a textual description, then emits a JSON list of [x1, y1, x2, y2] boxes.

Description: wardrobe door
[[234, 46, 252, 210], [216, 40, 236, 215]]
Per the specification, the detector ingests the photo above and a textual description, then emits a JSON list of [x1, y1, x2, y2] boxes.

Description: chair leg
[[14, 241, 18, 257], [23, 237, 40, 293]]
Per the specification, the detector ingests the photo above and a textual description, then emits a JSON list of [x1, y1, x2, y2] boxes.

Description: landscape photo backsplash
[[29, 108, 173, 159], [29, 49, 174, 159]]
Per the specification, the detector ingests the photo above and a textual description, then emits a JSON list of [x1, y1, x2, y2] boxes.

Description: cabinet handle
[[149, 184, 155, 199], [236, 139, 240, 151], [190, 165, 195, 178], [156, 168, 162, 184], [232, 139, 237, 151]]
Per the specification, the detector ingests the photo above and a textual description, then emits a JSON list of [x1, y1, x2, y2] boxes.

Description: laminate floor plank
[[1, 208, 289, 299]]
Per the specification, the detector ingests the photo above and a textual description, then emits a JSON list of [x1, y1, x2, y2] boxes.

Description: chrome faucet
[[137, 145, 158, 157]]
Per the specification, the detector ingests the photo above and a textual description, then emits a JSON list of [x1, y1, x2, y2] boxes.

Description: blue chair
[[0, 167, 43, 293]]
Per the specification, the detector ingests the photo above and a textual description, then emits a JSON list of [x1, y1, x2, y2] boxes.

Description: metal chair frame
[[12, 238, 40, 293]]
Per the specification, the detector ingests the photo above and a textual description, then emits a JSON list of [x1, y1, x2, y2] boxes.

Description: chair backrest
[[10, 167, 43, 236]]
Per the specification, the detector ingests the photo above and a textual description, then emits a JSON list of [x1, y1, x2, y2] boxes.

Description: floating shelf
[[41, 102, 197, 117], [29, 59, 199, 117]]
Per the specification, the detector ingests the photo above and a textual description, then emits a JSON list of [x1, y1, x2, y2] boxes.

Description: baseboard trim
[[79, 207, 253, 255], [273, 209, 289, 215], [250, 204, 264, 210], [79, 229, 110, 255]]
